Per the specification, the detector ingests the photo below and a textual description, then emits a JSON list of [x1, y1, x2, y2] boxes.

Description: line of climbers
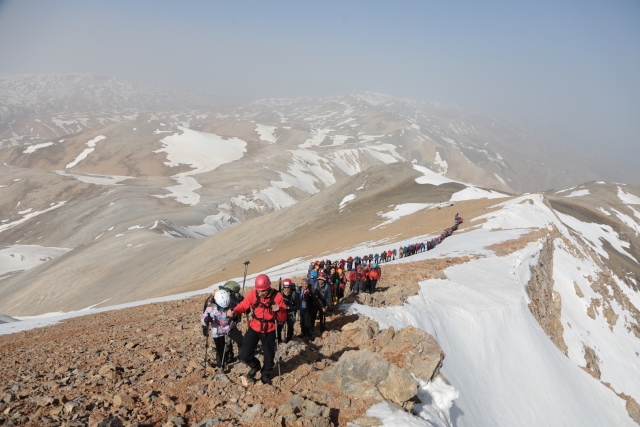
[[200, 213, 464, 385], [306, 212, 464, 303]]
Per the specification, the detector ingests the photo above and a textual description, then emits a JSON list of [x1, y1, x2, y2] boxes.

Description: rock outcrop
[[525, 236, 569, 355], [322, 319, 444, 409]]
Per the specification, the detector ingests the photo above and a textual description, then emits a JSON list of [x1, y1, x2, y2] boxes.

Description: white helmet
[[214, 289, 231, 308]]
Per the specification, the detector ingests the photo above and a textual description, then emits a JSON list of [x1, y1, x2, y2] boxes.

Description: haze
[[0, 0, 638, 170]]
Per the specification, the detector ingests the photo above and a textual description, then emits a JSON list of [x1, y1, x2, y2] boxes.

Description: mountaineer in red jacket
[[227, 273, 287, 385]]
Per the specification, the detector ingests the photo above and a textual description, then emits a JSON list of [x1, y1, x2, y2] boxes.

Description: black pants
[[370, 279, 378, 293], [212, 328, 243, 366], [318, 310, 326, 333], [300, 309, 313, 338], [277, 313, 295, 341], [239, 327, 277, 378]]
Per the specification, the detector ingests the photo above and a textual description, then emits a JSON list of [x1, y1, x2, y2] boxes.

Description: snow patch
[[256, 124, 277, 143], [434, 152, 448, 174], [339, 194, 356, 211], [618, 187, 640, 205], [565, 189, 590, 198], [65, 135, 106, 169], [154, 176, 202, 206], [23, 142, 54, 154], [55, 170, 132, 186]]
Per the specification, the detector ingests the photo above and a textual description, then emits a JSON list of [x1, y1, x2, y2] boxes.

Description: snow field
[[155, 126, 247, 176], [0, 245, 71, 278], [352, 239, 636, 427]]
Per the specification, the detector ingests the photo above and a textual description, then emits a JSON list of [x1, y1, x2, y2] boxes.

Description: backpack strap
[[251, 289, 279, 334]]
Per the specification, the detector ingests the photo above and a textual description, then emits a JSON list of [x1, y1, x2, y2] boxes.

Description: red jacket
[[233, 289, 287, 334]]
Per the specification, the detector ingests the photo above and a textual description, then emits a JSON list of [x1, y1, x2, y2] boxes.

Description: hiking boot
[[261, 375, 272, 385], [247, 364, 261, 380]]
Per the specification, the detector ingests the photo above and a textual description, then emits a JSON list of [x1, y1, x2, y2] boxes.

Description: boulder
[[322, 349, 418, 405], [377, 363, 418, 403]]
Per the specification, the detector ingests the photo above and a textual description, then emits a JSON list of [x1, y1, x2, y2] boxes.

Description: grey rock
[[277, 403, 294, 415], [311, 417, 332, 427], [283, 413, 298, 423], [290, 394, 304, 409], [194, 417, 220, 427], [321, 349, 388, 386], [168, 415, 185, 427], [304, 401, 323, 419], [95, 415, 124, 427], [377, 363, 418, 404], [241, 404, 263, 423], [230, 403, 244, 415]]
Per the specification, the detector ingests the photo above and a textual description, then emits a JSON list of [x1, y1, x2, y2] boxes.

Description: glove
[[202, 325, 209, 337]]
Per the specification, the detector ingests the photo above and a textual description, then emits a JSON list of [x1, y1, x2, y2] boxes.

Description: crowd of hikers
[[200, 213, 464, 385]]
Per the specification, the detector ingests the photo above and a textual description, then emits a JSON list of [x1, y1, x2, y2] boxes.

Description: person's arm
[[230, 291, 253, 316], [274, 292, 288, 322]]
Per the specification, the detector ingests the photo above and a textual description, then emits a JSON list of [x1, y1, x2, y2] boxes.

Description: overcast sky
[[0, 0, 639, 157]]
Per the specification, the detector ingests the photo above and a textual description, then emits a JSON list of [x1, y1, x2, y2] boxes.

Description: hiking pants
[[358, 279, 369, 294], [349, 280, 356, 293], [318, 310, 326, 333], [300, 309, 313, 338], [213, 327, 243, 365], [239, 327, 277, 378], [277, 313, 295, 341], [354, 280, 363, 294], [213, 336, 227, 367], [309, 307, 319, 335], [370, 279, 378, 293]]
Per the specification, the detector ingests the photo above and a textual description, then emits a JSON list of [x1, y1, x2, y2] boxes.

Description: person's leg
[[371, 279, 378, 293], [299, 310, 308, 337], [260, 331, 277, 383], [276, 321, 284, 342], [213, 336, 225, 367], [239, 328, 261, 377], [285, 316, 295, 341], [228, 327, 243, 359], [309, 308, 318, 336], [319, 311, 326, 333]]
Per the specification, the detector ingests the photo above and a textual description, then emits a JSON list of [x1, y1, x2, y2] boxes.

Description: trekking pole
[[241, 261, 250, 294], [202, 333, 210, 378], [220, 336, 228, 372], [274, 316, 282, 383]]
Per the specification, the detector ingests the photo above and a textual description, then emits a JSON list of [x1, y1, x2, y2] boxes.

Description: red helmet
[[255, 274, 271, 291], [282, 278, 292, 288]]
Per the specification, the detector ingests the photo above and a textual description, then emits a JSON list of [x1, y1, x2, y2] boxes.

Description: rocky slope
[[0, 263, 447, 427]]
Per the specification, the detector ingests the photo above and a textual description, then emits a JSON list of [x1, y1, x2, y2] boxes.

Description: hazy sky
[[0, 0, 639, 156]]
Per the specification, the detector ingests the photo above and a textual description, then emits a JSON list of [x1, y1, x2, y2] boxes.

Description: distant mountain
[[0, 73, 215, 128]]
